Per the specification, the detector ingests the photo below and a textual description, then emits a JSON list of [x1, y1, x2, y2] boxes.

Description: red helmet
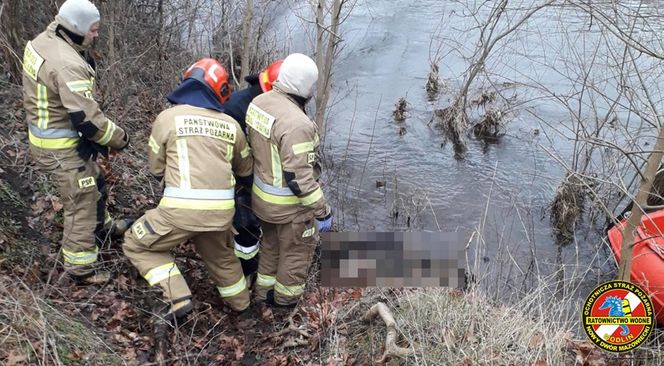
[[184, 58, 231, 103], [259, 59, 283, 93]]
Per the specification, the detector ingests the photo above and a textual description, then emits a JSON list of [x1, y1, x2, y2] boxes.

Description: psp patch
[[78, 176, 96, 189], [307, 152, 316, 165], [582, 280, 654, 353]]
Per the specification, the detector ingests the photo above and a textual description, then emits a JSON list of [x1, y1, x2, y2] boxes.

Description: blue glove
[[316, 214, 333, 232]]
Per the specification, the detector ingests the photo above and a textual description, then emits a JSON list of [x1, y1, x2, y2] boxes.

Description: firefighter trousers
[[254, 217, 318, 305], [122, 208, 250, 312], [39, 156, 112, 276]]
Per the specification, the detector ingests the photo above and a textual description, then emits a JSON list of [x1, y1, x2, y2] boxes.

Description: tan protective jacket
[[22, 19, 127, 164], [148, 104, 253, 232], [246, 88, 329, 224]]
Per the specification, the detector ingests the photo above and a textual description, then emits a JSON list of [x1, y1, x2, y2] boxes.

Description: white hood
[[273, 53, 319, 99]]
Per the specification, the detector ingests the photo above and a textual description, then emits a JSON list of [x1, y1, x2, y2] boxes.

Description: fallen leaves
[[219, 335, 245, 361], [528, 331, 544, 349], [5, 351, 27, 366], [565, 338, 608, 366]]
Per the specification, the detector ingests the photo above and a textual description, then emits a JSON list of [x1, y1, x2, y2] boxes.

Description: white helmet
[[274, 53, 319, 99], [58, 0, 100, 36]]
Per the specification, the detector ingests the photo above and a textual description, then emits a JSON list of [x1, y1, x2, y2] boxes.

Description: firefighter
[[122, 59, 254, 321], [22, 0, 131, 285], [223, 60, 283, 284], [246, 53, 333, 307]]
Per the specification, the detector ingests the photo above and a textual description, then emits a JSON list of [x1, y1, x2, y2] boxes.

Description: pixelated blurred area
[[320, 232, 467, 288]]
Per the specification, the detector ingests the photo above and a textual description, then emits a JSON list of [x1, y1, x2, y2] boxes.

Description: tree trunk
[[107, 1, 116, 64], [617, 129, 664, 281], [314, 0, 344, 138], [314, 0, 326, 109], [240, 0, 253, 87], [157, 0, 164, 60]]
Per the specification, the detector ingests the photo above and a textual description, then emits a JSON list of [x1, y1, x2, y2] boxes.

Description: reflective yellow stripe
[[98, 119, 117, 145], [66, 79, 92, 92], [292, 141, 314, 155], [234, 249, 258, 260], [241, 145, 251, 158], [159, 196, 234, 210], [275, 281, 305, 297], [28, 130, 78, 149], [37, 83, 49, 129], [217, 277, 247, 298], [226, 144, 233, 162], [252, 184, 300, 205], [256, 273, 276, 287], [144, 262, 181, 286], [271, 143, 282, 187], [300, 187, 323, 206], [62, 247, 98, 265], [148, 135, 160, 154], [176, 139, 191, 189], [234, 241, 259, 260]]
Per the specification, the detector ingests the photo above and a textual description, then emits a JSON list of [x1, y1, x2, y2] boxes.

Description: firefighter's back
[[152, 104, 250, 232]]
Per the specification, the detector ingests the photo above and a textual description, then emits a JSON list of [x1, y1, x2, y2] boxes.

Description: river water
[[264, 0, 664, 300]]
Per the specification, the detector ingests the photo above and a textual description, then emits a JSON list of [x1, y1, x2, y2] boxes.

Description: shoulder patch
[[23, 42, 45, 81], [174, 115, 237, 144], [246, 103, 276, 138]]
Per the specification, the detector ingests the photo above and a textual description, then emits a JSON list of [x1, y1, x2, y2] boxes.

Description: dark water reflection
[[274, 0, 664, 301]]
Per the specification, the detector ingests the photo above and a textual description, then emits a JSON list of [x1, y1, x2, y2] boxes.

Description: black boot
[[265, 289, 296, 309]]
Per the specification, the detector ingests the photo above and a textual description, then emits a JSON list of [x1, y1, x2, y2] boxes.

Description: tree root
[[273, 308, 311, 348], [363, 302, 414, 364]]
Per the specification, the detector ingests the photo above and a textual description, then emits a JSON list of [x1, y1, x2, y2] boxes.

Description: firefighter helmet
[[183, 58, 231, 103], [259, 60, 284, 93]]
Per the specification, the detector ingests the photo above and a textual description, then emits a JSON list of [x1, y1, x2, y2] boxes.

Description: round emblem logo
[[582, 280, 654, 353]]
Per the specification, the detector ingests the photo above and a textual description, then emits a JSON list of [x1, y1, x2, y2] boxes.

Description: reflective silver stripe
[[254, 175, 295, 196], [176, 139, 191, 189], [234, 241, 259, 254], [163, 187, 235, 200], [37, 83, 49, 129], [29, 124, 79, 138]]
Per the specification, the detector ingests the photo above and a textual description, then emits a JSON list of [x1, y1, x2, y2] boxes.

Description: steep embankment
[[2, 73, 663, 365]]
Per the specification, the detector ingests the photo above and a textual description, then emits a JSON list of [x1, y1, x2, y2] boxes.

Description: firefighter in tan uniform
[[22, 0, 131, 284], [223, 60, 283, 284], [123, 59, 254, 321], [246, 53, 334, 307]]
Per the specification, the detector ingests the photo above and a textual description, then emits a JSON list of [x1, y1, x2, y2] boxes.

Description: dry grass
[[425, 63, 440, 101], [0, 278, 122, 366], [550, 173, 586, 245], [472, 109, 505, 140], [323, 285, 574, 365], [433, 105, 469, 160], [393, 98, 408, 122], [322, 281, 664, 365]]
